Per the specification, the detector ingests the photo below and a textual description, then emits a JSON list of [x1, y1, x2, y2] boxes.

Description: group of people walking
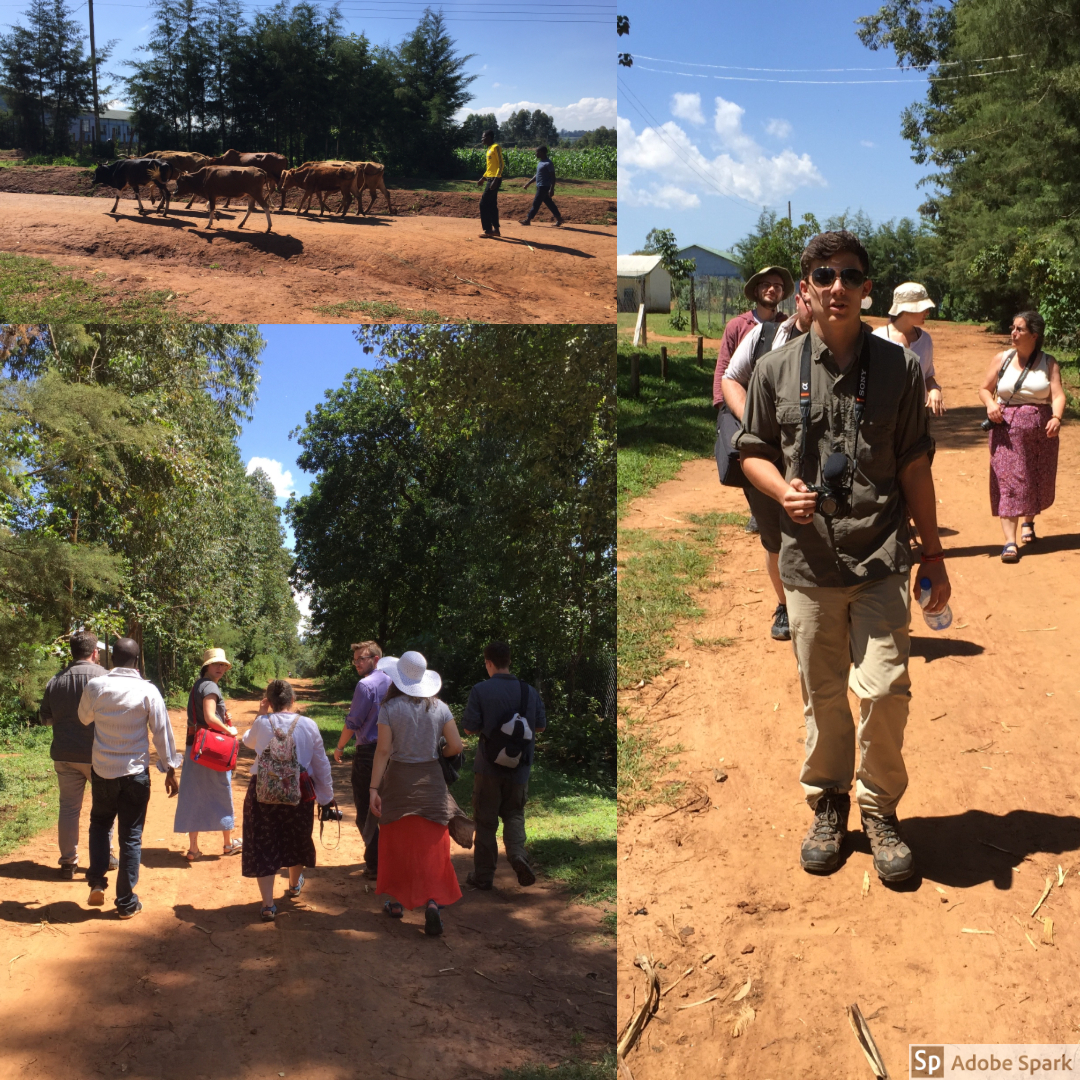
[[474, 130, 565, 237], [711, 229, 1068, 885], [40, 634, 547, 934]]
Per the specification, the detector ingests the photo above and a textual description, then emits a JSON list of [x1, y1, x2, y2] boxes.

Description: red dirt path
[[0, 681, 614, 1079], [0, 190, 615, 323], [618, 319, 1080, 1078]]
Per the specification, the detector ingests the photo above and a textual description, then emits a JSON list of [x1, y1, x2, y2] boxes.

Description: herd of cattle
[[90, 150, 393, 233]]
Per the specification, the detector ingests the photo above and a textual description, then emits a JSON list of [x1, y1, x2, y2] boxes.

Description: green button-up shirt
[[737, 323, 933, 589]]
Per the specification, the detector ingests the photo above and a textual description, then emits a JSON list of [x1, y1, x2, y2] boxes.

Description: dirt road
[[0, 681, 614, 1079], [0, 191, 615, 323], [617, 320, 1080, 1078]]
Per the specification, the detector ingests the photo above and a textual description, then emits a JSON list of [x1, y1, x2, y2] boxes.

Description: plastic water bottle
[[918, 576, 953, 631]]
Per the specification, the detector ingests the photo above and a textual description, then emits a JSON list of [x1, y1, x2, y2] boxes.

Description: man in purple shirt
[[334, 640, 391, 878]]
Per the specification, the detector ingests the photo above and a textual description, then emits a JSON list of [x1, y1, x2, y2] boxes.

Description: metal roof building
[[617, 254, 672, 314]]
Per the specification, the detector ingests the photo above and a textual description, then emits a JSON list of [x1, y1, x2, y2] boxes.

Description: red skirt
[[377, 814, 462, 910]]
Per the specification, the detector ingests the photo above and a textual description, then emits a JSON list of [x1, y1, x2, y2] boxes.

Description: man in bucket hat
[[461, 641, 546, 891], [713, 265, 795, 533]]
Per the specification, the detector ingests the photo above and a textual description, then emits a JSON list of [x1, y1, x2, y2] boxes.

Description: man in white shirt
[[722, 291, 813, 641], [78, 637, 182, 918]]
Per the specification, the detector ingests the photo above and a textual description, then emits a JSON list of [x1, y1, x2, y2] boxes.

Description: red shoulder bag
[[191, 727, 239, 772]]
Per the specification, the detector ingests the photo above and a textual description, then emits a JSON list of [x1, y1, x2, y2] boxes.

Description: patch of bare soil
[[0, 191, 615, 323], [618, 319, 1080, 1078], [0, 680, 614, 1079]]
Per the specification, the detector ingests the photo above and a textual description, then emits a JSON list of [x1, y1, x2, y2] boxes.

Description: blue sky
[[618, 0, 949, 255], [1, 0, 614, 133], [236, 325, 376, 550]]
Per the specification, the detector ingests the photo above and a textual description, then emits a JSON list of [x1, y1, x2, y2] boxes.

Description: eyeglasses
[[354, 654, 377, 661], [810, 267, 868, 289]]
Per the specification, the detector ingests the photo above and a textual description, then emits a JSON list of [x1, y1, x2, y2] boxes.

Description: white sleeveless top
[[873, 323, 935, 387], [996, 350, 1053, 405]]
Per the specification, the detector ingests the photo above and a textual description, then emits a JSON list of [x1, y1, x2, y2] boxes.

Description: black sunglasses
[[810, 266, 868, 289]]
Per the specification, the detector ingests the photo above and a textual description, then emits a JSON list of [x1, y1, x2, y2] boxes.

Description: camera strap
[[798, 332, 870, 479], [996, 348, 1039, 403]]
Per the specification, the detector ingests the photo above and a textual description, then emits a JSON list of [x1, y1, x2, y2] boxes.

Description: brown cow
[[279, 164, 360, 217], [144, 151, 215, 207], [174, 167, 273, 232], [297, 160, 393, 215], [212, 150, 289, 208]]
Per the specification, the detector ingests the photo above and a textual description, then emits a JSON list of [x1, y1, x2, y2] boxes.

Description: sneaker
[[799, 790, 850, 874], [87, 886, 106, 907], [509, 856, 536, 887], [109, 854, 119, 871], [745, 515, 759, 534], [60, 863, 78, 881], [519, 218, 531, 226], [118, 900, 143, 921], [862, 813, 914, 882], [424, 900, 443, 937], [554, 219, 564, 227], [465, 872, 492, 891], [770, 603, 791, 641]]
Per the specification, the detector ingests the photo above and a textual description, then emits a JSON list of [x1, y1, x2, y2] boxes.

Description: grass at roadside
[[0, 252, 185, 321], [304, 698, 615, 929], [400, 176, 616, 199], [310, 298, 444, 322], [617, 339, 717, 518], [0, 727, 57, 858], [615, 309, 745, 339], [502, 1053, 616, 1080]]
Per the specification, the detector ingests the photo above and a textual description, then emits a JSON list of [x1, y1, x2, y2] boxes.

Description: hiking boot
[[862, 813, 914, 882], [60, 862, 78, 881], [519, 217, 531, 226], [745, 515, 759, 534], [118, 900, 143, 921], [799, 790, 850, 874], [770, 603, 791, 641], [509, 855, 536, 887], [109, 854, 119, 871], [465, 872, 492, 891]]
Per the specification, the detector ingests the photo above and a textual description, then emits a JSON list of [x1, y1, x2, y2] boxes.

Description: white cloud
[[247, 456, 295, 497], [617, 102, 825, 207], [457, 96, 616, 129], [860, 140, 876, 148], [621, 183, 701, 210], [765, 118, 793, 140], [670, 92, 705, 126], [293, 589, 311, 636]]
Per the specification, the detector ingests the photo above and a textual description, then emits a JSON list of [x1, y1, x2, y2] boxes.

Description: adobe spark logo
[[911, 1046, 946, 1078]]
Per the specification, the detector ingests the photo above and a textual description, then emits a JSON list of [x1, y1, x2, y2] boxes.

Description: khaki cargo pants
[[785, 573, 911, 816]]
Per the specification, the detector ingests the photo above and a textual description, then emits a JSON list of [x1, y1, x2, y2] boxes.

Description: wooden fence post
[[660, 346, 668, 380], [630, 354, 641, 398], [696, 336, 703, 362], [690, 277, 698, 336]]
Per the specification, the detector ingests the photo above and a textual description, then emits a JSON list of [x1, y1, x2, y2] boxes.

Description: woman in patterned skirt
[[368, 651, 472, 937], [978, 310, 1067, 562], [241, 680, 336, 921]]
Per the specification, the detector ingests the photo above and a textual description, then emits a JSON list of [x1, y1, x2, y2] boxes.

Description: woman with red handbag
[[173, 648, 242, 859]]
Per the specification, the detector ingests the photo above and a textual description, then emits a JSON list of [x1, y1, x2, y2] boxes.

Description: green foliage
[[573, 127, 617, 149], [643, 228, 696, 329], [459, 111, 499, 144], [501, 107, 560, 148], [617, 713, 684, 816], [502, 1054, 615, 1080], [858, 0, 1080, 348], [452, 146, 616, 180], [0, 725, 56, 856], [289, 326, 615, 779], [732, 208, 821, 282]]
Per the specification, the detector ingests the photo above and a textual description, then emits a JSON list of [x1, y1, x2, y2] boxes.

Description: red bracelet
[[921, 550, 945, 563]]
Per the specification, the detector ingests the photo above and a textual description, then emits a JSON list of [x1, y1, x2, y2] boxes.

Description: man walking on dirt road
[[78, 636, 182, 918], [737, 230, 950, 883], [462, 641, 546, 891], [39, 630, 116, 879], [475, 129, 505, 238], [334, 640, 391, 879]]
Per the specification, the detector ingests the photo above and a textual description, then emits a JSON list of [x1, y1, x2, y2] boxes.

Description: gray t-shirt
[[378, 695, 453, 763], [40, 659, 108, 763], [462, 673, 547, 783]]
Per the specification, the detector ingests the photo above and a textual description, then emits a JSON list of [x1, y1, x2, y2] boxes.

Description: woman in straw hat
[[873, 282, 945, 415], [173, 648, 242, 859], [368, 651, 472, 937]]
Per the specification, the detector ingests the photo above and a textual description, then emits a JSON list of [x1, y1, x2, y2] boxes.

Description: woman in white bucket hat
[[367, 651, 472, 937], [173, 648, 242, 860], [873, 282, 945, 415]]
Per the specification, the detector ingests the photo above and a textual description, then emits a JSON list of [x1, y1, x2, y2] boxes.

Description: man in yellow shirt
[[475, 128, 504, 238]]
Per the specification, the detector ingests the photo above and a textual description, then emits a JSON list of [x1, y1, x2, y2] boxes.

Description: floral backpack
[[256, 715, 301, 805]]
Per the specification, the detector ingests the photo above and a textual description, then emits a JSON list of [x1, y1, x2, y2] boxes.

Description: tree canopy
[[289, 325, 615, 778]]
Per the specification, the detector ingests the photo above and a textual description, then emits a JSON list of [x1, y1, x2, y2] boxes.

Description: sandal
[[1001, 542, 1020, 563], [383, 900, 403, 919], [1021, 522, 1037, 544], [223, 839, 243, 856], [185, 849, 202, 862], [287, 872, 305, 899], [260, 904, 277, 922], [424, 899, 443, 937]]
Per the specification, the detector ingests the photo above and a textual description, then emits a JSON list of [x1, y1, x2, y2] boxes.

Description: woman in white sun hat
[[873, 282, 945, 415], [368, 651, 472, 937], [173, 648, 242, 860]]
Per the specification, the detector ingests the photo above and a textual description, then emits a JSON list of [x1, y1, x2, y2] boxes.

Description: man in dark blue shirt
[[462, 641, 547, 890], [519, 146, 564, 227]]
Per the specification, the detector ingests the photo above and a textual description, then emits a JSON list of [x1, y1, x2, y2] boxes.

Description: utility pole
[[788, 200, 792, 224], [88, 0, 102, 146]]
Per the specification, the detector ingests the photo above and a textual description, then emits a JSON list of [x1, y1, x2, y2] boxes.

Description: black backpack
[[482, 680, 533, 771]]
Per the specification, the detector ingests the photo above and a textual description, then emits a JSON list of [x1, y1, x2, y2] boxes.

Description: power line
[[616, 75, 762, 212], [632, 62, 1019, 86], [633, 51, 1024, 73]]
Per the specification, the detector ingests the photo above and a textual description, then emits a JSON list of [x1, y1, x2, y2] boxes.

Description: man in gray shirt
[[78, 636, 181, 918], [39, 630, 114, 879], [462, 641, 546, 890]]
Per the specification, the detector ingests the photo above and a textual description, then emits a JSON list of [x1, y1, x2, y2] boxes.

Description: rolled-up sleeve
[[305, 725, 334, 804], [344, 682, 372, 731], [894, 354, 934, 470], [148, 689, 182, 771], [736, 365, 782, 461]]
